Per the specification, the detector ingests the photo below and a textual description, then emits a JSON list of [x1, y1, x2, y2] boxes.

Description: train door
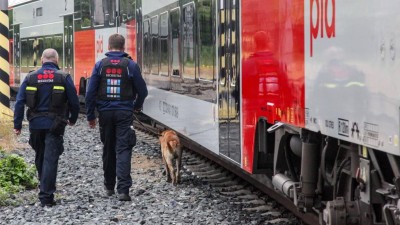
[[63, 15, 74, 76], [218, 0, 240, 164], [13, 24, 21, 85]]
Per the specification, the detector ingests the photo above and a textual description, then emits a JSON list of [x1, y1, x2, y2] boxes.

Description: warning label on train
[[338, 118, 349, 137], [363, 122, 379, 147]]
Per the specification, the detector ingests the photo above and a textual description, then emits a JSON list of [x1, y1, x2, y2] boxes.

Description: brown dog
[[159, 130, 183, 185]]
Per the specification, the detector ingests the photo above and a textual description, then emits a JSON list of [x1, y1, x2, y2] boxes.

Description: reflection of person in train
[[312, 59, 399, 147], [242, 31, 285, 121], [313, 59, 367, 118], [33, 38, 39, 68]]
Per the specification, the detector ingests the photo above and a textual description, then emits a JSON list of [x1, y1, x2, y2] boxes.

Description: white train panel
[[143, 86, 219, 154], [305, 0, 400, 155]]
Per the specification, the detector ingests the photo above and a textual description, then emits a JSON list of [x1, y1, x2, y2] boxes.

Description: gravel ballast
[[0, 114, 272, 225]]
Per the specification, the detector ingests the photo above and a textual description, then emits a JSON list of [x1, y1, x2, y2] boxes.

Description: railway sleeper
[[236, 194, 261, 200], [213, 184, 248, 192], [261, 211, 284, 217], [264, 218, 294, 224], [242, 204, 273, 212], [203, 174, 235, 183], [207, 180, 240, 187], [183, 162, 215, 170], [188, 169, 226, 177], [220, 189, 253, 196]]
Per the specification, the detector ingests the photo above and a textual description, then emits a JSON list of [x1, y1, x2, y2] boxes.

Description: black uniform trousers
[[99, 110, 136, 194], [29, 129, 64, 204]]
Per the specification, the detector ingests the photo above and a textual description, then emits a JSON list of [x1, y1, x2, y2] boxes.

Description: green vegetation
[[0, 151, 38, 206]]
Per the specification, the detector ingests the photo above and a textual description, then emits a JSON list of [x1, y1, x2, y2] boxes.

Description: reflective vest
[[25, 70, 68, 120], [97, 58, 134, 101]]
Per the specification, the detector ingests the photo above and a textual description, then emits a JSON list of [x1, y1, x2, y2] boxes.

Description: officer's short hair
[[109, 34, 125, 50], [42, 48, 59, 63]]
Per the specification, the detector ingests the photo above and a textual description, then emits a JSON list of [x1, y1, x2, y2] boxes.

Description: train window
[[143, 19, 150, 74], [120, 0, 135, 21], [170, 8, 180, 77], [37, 38, 44, 63], [159, 12, 169, 76], [151, 15, 159, 75], [21, 40, 28, 71], [93, 0, 104, 26], [198, 0, 214, 81], [13, 31, 19, 69], [44, 37, 53, 49], [183, 3, 196, 79], [28, 39, 39, 68], [54, 36, 64, 69], [105, 1, 116, 25], [81, 0, 91, 28]]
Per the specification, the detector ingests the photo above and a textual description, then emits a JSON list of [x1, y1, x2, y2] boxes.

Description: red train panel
[[241, 0, 305, 172], [74, 30, 95, 94]]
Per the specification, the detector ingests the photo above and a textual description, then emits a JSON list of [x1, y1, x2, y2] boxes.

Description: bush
[[0, 152, 38, 193]]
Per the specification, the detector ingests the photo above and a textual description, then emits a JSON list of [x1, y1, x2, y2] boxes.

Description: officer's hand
[[134, 107, 142, 113], [14, 129, 21, 136], [67, 120, 75, 126], [88, 119, 96, 129]]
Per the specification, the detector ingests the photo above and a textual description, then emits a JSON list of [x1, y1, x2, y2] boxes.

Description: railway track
[[133, 115, 319, 225], [183, 152, 299, 224]]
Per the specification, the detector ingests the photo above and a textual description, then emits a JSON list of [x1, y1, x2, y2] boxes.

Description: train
[[8, 0, 400, 224]]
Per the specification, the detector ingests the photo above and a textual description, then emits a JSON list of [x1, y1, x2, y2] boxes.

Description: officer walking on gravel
[[85, 34, 148, 201], [13, 48, 80, 207]]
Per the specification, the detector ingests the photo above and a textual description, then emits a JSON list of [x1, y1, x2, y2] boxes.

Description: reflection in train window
[[28, 39, 36, 67], [36, 7, 43, 17], [81, 0, 91, 28], [44, 37, 53, 49], [54, 36, 63, 69], [9, 40, 13, 66], [13, 31, 19, 70], [159, 12, 169, 76], [21, 40, 28, 70], [93, 0, 104, 26], [151, 16, 159, 75], [170, 8, 180, 77], [183, 3, 195, 79], [120, 0, 135, 21], [104, 0, 116, 25], [198, 0, 214, 81], [143, 19, 150, 74], [36, 38, 44, 63]]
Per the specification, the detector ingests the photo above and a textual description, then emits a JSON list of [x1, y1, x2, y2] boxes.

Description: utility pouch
[[129, 129, 137, 148], [25, 86, 38, 109], [51, 85, 66, 109], [50, 116, 68, 136]]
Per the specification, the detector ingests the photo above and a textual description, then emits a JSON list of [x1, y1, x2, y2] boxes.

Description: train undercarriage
[[254, 119, 400, 225]]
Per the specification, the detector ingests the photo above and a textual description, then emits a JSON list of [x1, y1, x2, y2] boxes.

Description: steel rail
[[132, 117, 320, 225]]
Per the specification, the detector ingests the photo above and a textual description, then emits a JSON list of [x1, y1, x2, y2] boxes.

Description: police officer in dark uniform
[[13, 48, 80, 207], [85, 34, 148, 201]]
